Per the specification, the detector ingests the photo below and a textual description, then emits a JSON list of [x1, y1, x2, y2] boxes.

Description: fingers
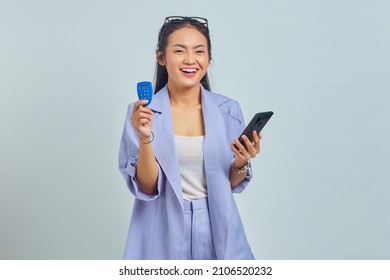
[[132, 99, 150, 112], [253, 130, 262, 142], [252, 131, 261, 154], [241, 135, 257, 157], [230, 138, 252, 170], [131, 108, 153, 123], [231, 137, 252, 161], [131, 102, 153, 135], [231, 138, 246, 155], [230, 142, 248, 167], [230, 130, 262, 159], [135, 99, 150, 107], [132, 101, 153, 118]]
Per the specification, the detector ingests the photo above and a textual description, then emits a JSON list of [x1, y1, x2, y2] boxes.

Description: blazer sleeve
[[118, 103, 166, 201]]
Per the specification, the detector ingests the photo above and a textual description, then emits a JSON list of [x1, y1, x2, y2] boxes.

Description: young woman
[[119, 16, 262, 260]]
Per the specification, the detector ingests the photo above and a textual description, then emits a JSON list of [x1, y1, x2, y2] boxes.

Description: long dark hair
[[154, 17, 212, 94]]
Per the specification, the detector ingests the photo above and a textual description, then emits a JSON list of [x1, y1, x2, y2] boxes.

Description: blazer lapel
[[201, 87, 232, 259], [149, 87, 183, 205]]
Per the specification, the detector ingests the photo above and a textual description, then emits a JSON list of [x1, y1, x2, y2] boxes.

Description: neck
[[167, 83, 202, 107]]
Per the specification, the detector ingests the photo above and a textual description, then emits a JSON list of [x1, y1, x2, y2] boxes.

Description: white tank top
[[174, 135, 207, 200]]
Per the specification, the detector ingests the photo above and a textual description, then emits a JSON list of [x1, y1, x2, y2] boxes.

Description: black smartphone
[[235, 111, 274, 148]]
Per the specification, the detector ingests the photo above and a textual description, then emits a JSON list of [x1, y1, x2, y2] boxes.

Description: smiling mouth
[[180, 68, 198, 74]]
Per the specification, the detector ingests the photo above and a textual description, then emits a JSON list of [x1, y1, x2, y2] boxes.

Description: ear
[[156, 50, 165, 66]]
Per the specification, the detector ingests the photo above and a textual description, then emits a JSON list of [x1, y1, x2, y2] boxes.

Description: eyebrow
[[172, 44, 206, 49]]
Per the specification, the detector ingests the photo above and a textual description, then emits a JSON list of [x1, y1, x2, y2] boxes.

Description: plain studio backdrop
[[0, 0, 389, 260]]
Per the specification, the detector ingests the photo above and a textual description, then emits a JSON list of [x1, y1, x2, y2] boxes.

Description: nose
[[184, 52, 195, 64]]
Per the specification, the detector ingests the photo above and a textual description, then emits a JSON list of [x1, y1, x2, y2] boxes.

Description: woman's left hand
[[230, 131, 262, 168]]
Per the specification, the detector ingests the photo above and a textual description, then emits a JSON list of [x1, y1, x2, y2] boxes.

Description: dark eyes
[[173, 49, 206, 54]]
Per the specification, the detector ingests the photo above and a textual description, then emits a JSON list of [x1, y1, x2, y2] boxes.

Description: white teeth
[[181, 68, 197, 73]]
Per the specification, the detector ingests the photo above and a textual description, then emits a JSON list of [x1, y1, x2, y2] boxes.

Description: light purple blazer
[[118, 85, 255, 259]]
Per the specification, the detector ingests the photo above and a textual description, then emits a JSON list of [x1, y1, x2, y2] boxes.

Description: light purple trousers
[[182, 198, 217, 260]]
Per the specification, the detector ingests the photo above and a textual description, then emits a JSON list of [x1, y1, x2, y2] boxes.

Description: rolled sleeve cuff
[[124, 157, 164, 201]]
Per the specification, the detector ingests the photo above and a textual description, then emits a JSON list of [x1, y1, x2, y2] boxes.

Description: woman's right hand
[[131, 100, 153, 141]]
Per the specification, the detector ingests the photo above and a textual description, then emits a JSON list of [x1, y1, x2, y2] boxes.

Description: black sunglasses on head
[[164, 16, 208, 30]]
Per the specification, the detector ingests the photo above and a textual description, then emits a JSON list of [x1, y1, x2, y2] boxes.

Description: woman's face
[[158, 26, 210, 91]]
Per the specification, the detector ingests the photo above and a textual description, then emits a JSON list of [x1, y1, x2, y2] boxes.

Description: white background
[[1, 0, 389, 259]]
